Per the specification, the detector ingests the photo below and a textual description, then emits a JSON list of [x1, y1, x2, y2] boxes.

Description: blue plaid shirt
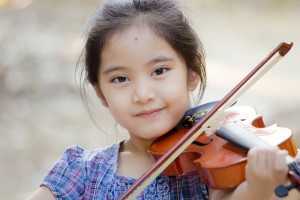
[[41, 143, 209, 199]]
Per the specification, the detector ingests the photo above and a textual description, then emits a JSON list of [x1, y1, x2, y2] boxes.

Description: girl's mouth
[[135, 107, 165, 118]]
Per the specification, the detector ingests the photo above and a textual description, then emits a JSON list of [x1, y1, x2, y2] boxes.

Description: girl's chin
[[129, 123, 176, 140], [138, 130, 170, 140]]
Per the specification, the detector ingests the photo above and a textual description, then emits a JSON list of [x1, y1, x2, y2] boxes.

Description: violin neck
[[216, 122, 270, 150], [217, 122, 297, 166]]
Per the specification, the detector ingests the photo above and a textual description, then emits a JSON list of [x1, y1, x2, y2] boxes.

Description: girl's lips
[[135, 108, 165, 117]]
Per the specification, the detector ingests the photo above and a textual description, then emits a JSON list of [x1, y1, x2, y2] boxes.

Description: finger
[[262, 148, 274, 178], [257, 147, 271, 171], [274, 150, 288, 174], [248, 147, 263, 176], [246, 148, 256, 175], [267, 147, 277, 171], [256, 148, 265, 170]]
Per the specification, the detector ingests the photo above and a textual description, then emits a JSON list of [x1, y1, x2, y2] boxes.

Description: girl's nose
[[132, 80, 155, 104]]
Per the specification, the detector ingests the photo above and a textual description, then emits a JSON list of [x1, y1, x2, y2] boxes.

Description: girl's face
[[95, 25, 199, 140]]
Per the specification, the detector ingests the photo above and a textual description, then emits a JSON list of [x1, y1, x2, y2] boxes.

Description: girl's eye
[[110, 76, 128, 84], [152, 67, 170, 76]]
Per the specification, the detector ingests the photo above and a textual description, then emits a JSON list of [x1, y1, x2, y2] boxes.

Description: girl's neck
[[122, 136, 155, 155], [118, 136, 156, 178]]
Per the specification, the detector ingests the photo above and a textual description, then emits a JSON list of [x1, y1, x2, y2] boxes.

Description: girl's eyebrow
[[102, 55, 174, 75], [146, 55, 174, 66], [102, 66, 127, 75]]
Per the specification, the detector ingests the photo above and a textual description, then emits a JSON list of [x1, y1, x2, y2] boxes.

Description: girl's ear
[[94, 85, 109, 107], [187, 69, 200, 91]]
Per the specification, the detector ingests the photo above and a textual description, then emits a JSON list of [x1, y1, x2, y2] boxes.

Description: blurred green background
[[1, 0, 300, 199]]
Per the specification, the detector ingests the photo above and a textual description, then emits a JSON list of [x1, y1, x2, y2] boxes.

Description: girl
[[27, 0, 299, 199]]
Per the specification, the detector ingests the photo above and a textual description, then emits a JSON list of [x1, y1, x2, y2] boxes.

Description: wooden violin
[[150, 102, 300, 197]]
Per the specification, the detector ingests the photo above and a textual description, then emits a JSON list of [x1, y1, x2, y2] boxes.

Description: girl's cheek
[[107, 93, 128, 109], [160, 74, 187, 94]]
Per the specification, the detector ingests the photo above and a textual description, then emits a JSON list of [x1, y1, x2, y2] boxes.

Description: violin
[[121, 42, 297, 199], [150, 102, 300, 197]]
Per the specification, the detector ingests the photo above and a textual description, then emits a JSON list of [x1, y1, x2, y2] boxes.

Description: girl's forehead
[[108, 24, 157, 43], [100, 25, 181, 70], [103, 25, 171, 54]]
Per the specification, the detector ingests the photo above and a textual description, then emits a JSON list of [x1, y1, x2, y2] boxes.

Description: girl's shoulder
[[69, 143, 119, 163], [57, 143, 119, 170], [41, 143, 120, 199]]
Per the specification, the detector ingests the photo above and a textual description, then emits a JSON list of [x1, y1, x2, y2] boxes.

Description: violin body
[[149, 102, 298, 189]]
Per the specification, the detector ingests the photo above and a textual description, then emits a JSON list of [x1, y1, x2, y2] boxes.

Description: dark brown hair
[[79, 0, 206, 104]]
